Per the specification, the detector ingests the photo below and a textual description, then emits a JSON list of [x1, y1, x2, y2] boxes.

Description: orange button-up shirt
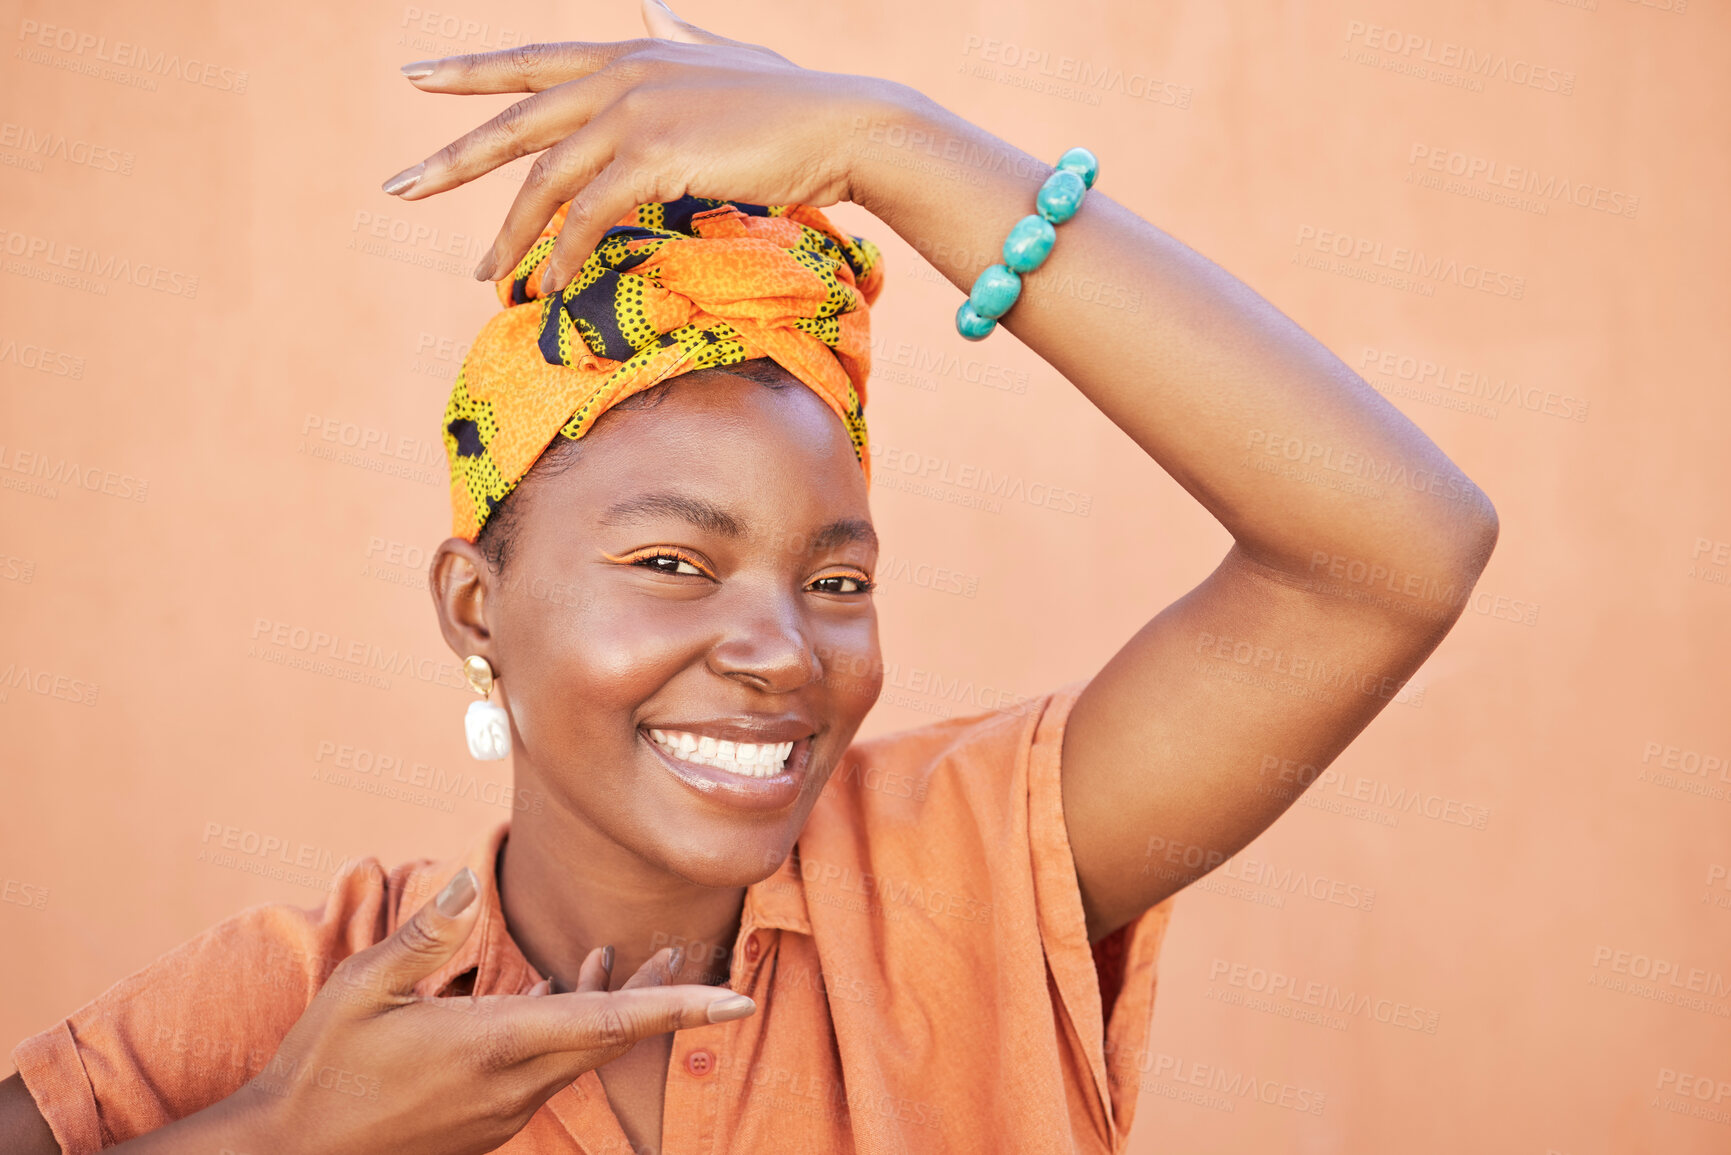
[[13, 683, 1174, 1153]]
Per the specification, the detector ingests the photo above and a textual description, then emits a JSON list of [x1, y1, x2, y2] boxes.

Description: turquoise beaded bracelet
[[956, 146, 1099, 340]]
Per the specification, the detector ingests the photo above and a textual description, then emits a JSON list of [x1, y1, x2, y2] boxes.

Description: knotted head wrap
[[441, 195, 884, 542]]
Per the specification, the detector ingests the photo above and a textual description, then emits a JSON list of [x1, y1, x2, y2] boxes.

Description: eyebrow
[[600, 492, 745, 537], [806, 518, 878, 554], [599, 491, 877, 553]]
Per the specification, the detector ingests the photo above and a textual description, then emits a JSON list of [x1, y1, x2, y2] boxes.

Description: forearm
[[0, 1073, 62, 1155], [846, 83, 1497, 585], [0, 1070, 279, 1155], [103, 1088, 281, 1155]]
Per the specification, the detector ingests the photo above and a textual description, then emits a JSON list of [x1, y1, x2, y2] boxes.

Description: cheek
[[816, 613, 883, 717], [500, 592, 707, 750]]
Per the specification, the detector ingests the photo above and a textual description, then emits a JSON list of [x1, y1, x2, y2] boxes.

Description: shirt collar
[[742, 845, 812, 936], [408, 820, 538, 998], [405, 820, 814, 998]]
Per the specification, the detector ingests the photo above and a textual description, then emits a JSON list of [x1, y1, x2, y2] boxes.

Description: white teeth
[[647, 730, 798, 779]]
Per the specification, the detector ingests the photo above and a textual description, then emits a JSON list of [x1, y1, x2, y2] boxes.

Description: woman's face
[[439, 368, 883, 888]]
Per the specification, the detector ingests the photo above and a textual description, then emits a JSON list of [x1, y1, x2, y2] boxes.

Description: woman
[[0, 2, 1497, 1152]]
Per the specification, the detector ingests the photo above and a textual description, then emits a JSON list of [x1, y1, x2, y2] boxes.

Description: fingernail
[[436, 867, 478, 916], [473, 250, 497, 281], [401, 60, 437, 79], [667, 945, 685, 976], [601, 944, 615, 973], [706, 995, 755, 1023], [382, 163, 424, 196], [540, 263, 565, 294]]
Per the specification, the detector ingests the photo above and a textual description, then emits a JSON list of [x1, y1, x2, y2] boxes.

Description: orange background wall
[[3, 1, 1727, 1150]]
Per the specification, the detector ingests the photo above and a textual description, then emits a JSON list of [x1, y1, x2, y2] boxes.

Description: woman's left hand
[[381, 0, 906, 291]]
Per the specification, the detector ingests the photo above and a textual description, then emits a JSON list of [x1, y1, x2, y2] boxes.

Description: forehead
[[522, 372, 874, 543]]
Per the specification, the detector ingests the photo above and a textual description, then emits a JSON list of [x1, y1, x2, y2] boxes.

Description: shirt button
[[744, 935, 761, 963], [684, 1048, 715, 1078]]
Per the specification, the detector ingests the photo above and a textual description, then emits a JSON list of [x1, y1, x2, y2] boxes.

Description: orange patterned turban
[[441, 195, 884, 542]]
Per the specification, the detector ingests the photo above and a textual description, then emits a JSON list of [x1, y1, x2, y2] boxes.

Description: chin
[[649, 824, 806, 891], [621, 723, 843, 883]]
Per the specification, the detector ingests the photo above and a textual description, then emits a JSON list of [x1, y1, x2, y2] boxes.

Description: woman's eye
[[811, 574, 873, 594], [637, 554, 706, 577]]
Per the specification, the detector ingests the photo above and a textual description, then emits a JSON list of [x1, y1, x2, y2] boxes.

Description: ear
[[639, 0, 755, 48], [430, 537, 497, 670]]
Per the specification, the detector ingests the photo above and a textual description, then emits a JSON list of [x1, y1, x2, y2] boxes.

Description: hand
[[381, 0, 908, 291], [227, 867, 755, 1155]]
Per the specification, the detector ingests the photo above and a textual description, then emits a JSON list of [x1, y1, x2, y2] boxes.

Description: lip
[[646, 716, 814, 745], [641, 725, 815, 812]]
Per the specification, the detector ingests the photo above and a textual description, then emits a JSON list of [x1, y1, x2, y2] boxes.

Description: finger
[[526, 978, 554, 997], [542, 158, 659, 293], [401, 39, 648, 95], [640, 0, 748, 47], [385, 73, 625, 202], [621, 945, 683, 991], [472, 123, 621, 285], [509, 985, 757, 1061], [574, 945, 614, 994], [329, 867, 483, 1005]]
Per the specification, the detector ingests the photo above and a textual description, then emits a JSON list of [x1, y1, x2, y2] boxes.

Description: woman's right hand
[[215, 868, 754, 1155]]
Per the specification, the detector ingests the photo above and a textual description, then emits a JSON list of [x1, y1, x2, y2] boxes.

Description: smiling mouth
[[648, 728, 797, 779]]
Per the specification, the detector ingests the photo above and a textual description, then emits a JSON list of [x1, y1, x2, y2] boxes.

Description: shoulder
[[815, 681, 1087, 828]]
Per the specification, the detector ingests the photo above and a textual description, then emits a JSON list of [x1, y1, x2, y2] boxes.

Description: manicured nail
[[706, 995, 755, 1023], [473, 250, 497, 281], [667, 945, 685, 976], [436, 867, 478, 916], [401, 60, 437, 79], [541, 263, 566, 293], [601, 944, 615, 973], [382, 163, 424, 196]]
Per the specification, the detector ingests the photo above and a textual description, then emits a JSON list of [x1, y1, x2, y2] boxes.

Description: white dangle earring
[[463, 655, 511, 761]]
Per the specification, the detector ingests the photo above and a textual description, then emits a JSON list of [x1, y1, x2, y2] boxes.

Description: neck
[[497, 787, 747, 992]]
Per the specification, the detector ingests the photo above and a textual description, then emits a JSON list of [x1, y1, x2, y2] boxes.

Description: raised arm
[[841, 96, 1498, 940], [378, 2, 1498, 943]]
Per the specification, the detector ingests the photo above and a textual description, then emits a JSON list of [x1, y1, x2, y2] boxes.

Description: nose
[[706, 586, 822, 692]]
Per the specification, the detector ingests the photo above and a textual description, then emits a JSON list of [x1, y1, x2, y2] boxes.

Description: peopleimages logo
[[1207, 957, 1442, 1034], [1586, 945, 1731, 1020], [1106, 1044, 1329, 1116], [866, 442, 1093, 517], [0, 122, 134, 175], [0, 334, 85, 378], [0, 445, 149, 502], [0, 229, 200, 298], [1293, 225, 1525, 299], [1408, 144, 1638, 219], [15, 19, 249, 92], [958, 35, 1193, 108], [1358, 346, 1589, 423], [0, 661, 99, 707], [1342, 20, 1575, 95]]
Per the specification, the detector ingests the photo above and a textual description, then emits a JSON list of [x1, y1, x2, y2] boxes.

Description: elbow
[[1410, 476, 1499, 588], [1459, 484, 1500, 579]]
